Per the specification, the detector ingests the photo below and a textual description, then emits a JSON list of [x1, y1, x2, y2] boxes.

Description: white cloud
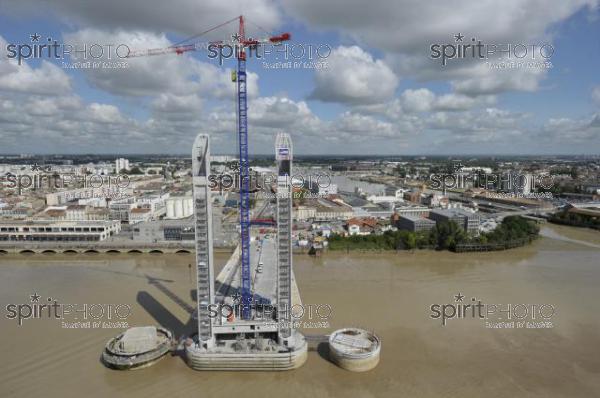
[[400, 89, 435, 113], [542, 114, 600, 143], [359, 88, 495, 116], [0, 36, 72, 95], [334, 111, 398, 139], [87, 103, 126, 124], [202, 96, 411, 152], [450, 60, 548, 95], [250, 97, 319, 131], [426, 107, 531, 144], [310, 46, 398, 105], [434, 93, 495, 111]]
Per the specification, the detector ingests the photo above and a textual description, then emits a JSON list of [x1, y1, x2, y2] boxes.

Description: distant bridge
[[484, 206, 558, 221], [0, 241, 234, 255]]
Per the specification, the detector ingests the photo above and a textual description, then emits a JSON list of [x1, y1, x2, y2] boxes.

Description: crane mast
[[235, 16, 252, 320]]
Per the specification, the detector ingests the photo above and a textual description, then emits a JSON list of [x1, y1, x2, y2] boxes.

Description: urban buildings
[[132, 219, 195, 242], [347, 217, 379, 235], [0, 220, 121, 241], [46, 186, 126, 206], [129, 208, 153, 224], [115, 158, 130, 173]]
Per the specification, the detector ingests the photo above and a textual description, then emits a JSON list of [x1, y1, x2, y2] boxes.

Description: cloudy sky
[[0, 0, 599, 155]]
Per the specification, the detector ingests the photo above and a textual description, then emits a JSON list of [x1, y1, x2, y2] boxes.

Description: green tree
[[431, 221, 466, 250], [404, 233, 416, 250], [128, 166, 143, 175]]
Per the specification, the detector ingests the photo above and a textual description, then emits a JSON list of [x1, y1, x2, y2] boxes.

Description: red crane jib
[[174, 44, 195, 55], [242, 39, 259, 47], [270, 33, 291, 43]]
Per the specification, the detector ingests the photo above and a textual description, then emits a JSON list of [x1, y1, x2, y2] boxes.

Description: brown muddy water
[[1, 224, 599, 397]]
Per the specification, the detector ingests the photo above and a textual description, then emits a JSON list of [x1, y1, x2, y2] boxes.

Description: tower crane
[[127, 16, 290, 320]]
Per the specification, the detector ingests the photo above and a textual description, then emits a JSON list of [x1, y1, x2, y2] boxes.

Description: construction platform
[[184, 237, 307, 370]]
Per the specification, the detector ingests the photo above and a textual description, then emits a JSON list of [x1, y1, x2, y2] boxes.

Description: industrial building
[[396, 215, 436, 232], [165, 196, 193, 219], [429, 208, 480, 235], [394, 205, 430, 218], [313, 198, 354, 221]]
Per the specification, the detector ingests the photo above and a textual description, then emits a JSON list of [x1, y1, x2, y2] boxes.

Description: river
[[0, 224, 599, 397]]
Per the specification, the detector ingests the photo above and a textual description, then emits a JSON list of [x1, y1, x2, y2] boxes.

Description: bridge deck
[[215, 236, 302, 312]]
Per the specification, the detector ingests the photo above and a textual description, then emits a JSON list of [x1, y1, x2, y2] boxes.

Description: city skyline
[[1, 1, 600, 155]]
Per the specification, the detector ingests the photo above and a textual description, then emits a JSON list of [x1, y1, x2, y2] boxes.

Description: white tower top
[[275, 133, 292, 161]]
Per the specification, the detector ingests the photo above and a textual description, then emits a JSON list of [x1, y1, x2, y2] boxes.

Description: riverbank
[[548, 210, 600, 231], [328, 215, 540, 253]]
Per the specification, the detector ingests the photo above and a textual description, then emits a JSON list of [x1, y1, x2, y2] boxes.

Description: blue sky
[[0, 0, 599, 155]]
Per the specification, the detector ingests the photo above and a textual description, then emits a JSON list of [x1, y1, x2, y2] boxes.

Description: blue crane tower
[[235, 17, 252, 319], [232, 16, 290, 319]]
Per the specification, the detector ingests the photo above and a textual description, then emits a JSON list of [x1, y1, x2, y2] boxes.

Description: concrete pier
[[102, 326, 173, 370], [328, 328, 381, 372]]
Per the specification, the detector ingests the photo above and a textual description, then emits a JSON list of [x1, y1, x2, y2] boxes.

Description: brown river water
[[1, 224, 599, 397]]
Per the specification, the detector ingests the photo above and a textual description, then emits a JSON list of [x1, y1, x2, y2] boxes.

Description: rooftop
[[66, 205, 87, 210], [131, 208, 151, 214], [430, 208, 476, 217], [399, 215, 435, 222]]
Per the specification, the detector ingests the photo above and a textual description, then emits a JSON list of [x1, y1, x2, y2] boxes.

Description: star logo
[[30, 292, 41, 302], [231, 292, 242, 304], [453, 162, 464, 172], [454, 292, 465, 302], [30, 33, 41, 42], [231, 33, 241, 43], [454, 33, 465, 42]]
